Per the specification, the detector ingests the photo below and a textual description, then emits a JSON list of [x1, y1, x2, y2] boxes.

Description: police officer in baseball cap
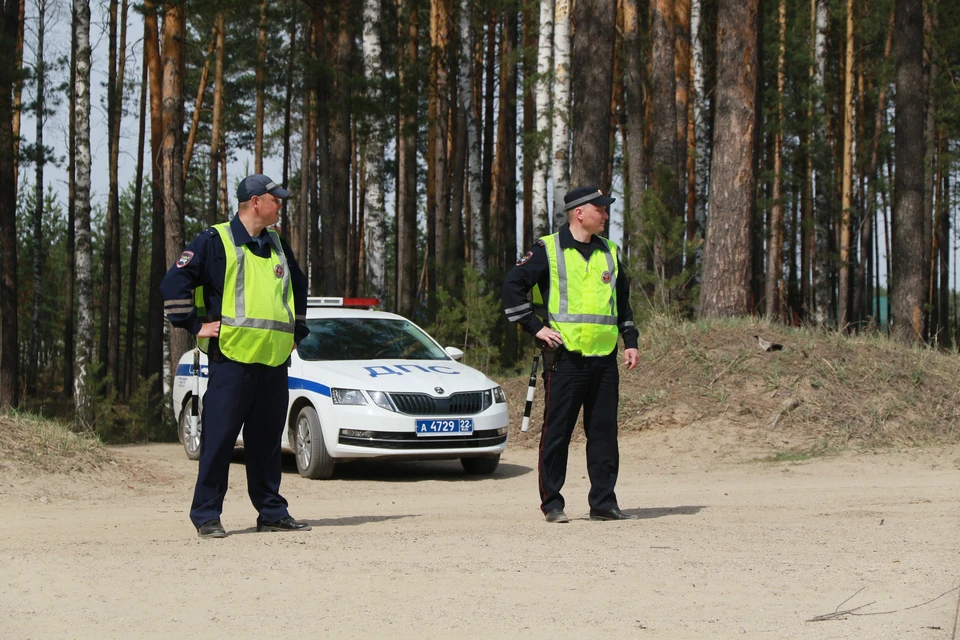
[[160, 174, 311, 538], [236, 173, 291, 202]]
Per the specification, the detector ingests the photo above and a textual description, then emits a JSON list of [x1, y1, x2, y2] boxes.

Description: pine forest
[[0, 0, 959, 436]]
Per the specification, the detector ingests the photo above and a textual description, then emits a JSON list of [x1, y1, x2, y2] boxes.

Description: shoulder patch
[[176, 251, 195, 268], [516, 250, 534, 266]]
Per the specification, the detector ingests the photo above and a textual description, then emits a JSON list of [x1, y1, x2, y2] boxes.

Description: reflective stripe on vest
[[202, 223, 295, 366], [539, 232, 620, 356]]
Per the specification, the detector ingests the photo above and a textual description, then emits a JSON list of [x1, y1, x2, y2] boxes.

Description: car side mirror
[[444, 346, 464, 361]]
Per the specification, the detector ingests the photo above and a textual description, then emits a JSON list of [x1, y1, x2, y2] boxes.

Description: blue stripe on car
[[176, 363, 208, 378], [177, 364, 330, 397], [288, 377, 332, 397]]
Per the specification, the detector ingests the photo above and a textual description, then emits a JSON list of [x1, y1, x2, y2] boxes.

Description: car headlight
[[367, 390, 397, 412], [331, 388, 367, 405], [492, 386, 507, 403]]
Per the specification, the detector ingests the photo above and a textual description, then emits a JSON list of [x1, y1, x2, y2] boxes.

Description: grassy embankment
[[500, 316, 960, 458], [4, 316, 960, 474]]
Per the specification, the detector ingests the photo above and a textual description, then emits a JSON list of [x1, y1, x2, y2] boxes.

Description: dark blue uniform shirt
[[160, 214, 310, 345]]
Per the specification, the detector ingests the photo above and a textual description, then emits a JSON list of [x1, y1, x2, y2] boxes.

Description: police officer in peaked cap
[[160, 174, 312, 538], [502, 186, 641, 523]]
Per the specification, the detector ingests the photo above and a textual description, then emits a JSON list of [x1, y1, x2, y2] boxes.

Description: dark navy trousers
[[190, 356, 291, 528], [538, 350, 620, 513]]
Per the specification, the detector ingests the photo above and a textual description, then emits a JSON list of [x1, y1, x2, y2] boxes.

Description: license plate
[[415, 418, 474, 436]]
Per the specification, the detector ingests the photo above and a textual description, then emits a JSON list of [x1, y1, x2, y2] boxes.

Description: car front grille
[[339, 428, 507, 450], [390, 391, 488, 415]]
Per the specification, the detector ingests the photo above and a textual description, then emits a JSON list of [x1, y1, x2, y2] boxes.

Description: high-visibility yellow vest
[[196, 223, 295, 366], [532, 232, 620, 356]]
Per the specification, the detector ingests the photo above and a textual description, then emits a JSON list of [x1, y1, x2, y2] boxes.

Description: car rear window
[[297, 317, 450, 361]]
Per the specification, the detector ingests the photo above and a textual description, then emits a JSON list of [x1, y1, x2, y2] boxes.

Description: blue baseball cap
[[236, 174, 291, 202]]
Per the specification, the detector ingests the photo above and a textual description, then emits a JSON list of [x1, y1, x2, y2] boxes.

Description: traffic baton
[[189, 347, 200, 438], [520, 354, 541, 432]]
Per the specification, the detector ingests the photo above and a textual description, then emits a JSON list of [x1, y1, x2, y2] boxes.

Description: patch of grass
[[498, 315, 960, 454], [0, 410, 111, 473]]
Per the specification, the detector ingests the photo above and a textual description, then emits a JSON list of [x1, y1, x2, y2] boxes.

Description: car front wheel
[[461, 454, 500, 475], [178, 398, 202, 461], [294, 406, 334, 479]]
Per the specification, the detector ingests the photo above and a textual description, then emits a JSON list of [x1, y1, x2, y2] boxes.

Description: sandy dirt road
[[2, 425, 960, 640]]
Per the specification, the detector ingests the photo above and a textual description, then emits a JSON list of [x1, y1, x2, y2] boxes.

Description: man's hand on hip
[[197, 321, 221, 339], [535, 327, 563, 349], [623, 348, 639, 370]]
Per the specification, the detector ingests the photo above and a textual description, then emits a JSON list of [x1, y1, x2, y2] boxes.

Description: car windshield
[[297, 317, 450, 361]]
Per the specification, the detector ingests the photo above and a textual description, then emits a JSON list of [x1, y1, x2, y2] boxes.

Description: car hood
[[294, 359, 496, 394]]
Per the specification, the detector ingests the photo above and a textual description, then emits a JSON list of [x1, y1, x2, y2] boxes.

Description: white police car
[[172, 297, 509, 479]]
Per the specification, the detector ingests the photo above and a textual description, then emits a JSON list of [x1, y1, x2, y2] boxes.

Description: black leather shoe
[[544, 508, 570, 523], [257, 516, 312, 532], [589, 507, 639, 521], [197, 519, 227, 538]]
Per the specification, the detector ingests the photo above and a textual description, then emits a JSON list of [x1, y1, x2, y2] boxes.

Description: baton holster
[[536, 339, 562, 372]]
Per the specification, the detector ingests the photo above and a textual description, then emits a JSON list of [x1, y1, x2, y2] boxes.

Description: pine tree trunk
[[27, 0, 49, 395], [327, 5, 352, 295], [698, 0, 759, 318], [73, 0, 94, 423], [765, 0, 786, 319], [520, 0, 536, 250], [161, 1, 189, 390], [255, 0, 269, 173], [891, 0, 925, 345], [281, 17, 296, 234], [183, 26, 217, 177], [550, 0, 570, 230], [220, 137, 229, 219], [650, 0, 679, 280], [294, 70, 309, 272], [348, 121, 357, 296], [937, 156, 950, 348], [449, 78, 466, 287], [397, 0, 419, 316], [10, 0, 23, 198], [623, 0, 646, 265], [430, 0, 451, 298], [106, 0, 128, 393], [674, 0, 691, 238], [921, 2, 937, 342], [99, 0, 118, 386], [209, 13, 225, 228], [124, 51, 148, 399], [860, 11, 894, 330], [571, 0, 615, 189], [143, 0, 165, 411], [836, 0, 855, 329]]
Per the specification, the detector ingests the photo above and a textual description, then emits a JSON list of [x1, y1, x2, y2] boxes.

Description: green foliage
[[630, 163, 699, 320], [427, 266, 502, 374]]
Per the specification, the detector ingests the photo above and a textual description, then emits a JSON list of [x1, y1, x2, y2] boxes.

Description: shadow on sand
[[226, 450, 533, 483]]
